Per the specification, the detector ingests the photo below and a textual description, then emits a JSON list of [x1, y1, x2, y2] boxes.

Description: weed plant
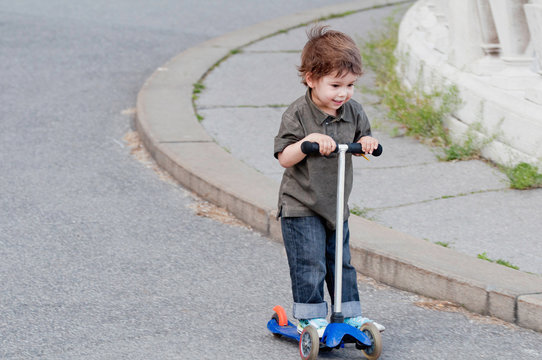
[[434, 241, 451, 248], [477, 252, 519, 270], [440, 122, 496, 161], [505, 162, 542, 190], [359, 16, 460, 147], [358, 15, 542, 190], [358, 16, 505, 162], [350, 205, 373, 220]]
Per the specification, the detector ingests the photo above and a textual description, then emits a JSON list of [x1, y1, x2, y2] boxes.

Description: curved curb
[[135, 0, 542, 332]]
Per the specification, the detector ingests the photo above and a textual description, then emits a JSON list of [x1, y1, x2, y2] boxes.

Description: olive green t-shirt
[[274, 89, 372, 230]]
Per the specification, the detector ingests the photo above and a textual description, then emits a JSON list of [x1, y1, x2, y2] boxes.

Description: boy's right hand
[[304, 133, 336, 156], [277, 133, 335, 168]]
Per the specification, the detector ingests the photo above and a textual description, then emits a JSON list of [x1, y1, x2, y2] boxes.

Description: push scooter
[[267, 141, 383, 360]]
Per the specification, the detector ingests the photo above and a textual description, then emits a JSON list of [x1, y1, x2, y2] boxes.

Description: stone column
[[476, 0, 501, 54], [524, 2, 542, 104], [488, 0, 532, 64], [525, 3, 542, 73], [447, 0, 485, 68]]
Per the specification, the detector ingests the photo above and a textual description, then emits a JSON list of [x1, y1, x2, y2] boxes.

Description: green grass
[[477, 252, 492, 262], [477, 252, 519, 270], [440, 122, 498, 161], [359, 15, 461, 147], [192, 82, 206, 122], [495, 259, 519, 270], [318, 10, 357, 22], [193, 82, 205, 94], [441, 129, 481, 161], [505, 162, 542, 190], [358, 14, 542, 191], [350, 205, 369, 217], [192, 82, 205, 101]]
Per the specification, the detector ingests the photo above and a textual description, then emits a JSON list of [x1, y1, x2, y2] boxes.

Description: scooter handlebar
[[301, 141, 383, 156]]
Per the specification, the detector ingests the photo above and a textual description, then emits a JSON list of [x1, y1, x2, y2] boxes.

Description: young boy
[[274, 25, 384, 336]]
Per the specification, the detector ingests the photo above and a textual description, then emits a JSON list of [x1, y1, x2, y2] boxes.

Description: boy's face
[[306, 71, 358, 116]]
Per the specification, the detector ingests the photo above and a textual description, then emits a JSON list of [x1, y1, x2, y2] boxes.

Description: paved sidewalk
[[198, 4, 542, 276], [136, 0, 542, 332]]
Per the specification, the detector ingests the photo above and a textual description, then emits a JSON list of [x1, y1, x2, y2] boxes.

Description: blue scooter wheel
[[299, 325, 319, 360]]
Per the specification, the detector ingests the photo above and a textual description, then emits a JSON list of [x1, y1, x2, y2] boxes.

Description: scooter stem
[[332, 144, 348, 322]]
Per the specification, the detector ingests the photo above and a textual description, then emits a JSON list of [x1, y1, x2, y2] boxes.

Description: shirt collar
[[305, 89, 350, 125]]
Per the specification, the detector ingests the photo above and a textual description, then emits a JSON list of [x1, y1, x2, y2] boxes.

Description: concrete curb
[[135, 0, 542, 332]]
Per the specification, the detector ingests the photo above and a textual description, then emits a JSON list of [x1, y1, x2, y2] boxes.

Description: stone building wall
[[396, 0, 542, 166]]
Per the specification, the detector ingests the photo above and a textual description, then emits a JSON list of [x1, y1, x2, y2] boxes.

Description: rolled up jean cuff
[[341, 301, 362, 318], [293, 301, 328, 319]]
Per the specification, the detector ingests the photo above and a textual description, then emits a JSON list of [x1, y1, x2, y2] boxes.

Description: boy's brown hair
[[298, 25, 363, 86]]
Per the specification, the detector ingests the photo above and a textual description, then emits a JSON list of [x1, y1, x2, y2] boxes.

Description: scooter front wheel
[[358, 322, 382, 359], [299, 325, 319, 360]]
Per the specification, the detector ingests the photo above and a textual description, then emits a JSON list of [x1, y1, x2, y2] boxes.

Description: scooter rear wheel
[[359, 322, 382, 359], [299, 325, 319, 360], [272, 305, 288, 326], [270, 313, 282, 338]]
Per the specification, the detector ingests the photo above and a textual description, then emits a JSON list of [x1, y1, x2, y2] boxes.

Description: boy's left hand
[[356, 136, 379, 155]]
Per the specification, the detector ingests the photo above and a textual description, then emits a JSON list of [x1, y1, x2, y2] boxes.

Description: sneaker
[[345, 316, 385, 332], [297, 317, 328, 337]]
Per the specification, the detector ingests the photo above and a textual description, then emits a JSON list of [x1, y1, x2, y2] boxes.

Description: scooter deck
[[267, 318, 372, 348], [267, 318, 300, 341], [322, 322, 372, 348]]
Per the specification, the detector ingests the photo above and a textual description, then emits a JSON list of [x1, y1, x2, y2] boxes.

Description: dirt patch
[[188, 199, 250, 229], [414, 297, 518, 329], [123, 129, 249, 229], [355, 268, 519, 330], [357, 273, 392, 291], [123, 130, 178, 185], [414, 299, 462, 312]]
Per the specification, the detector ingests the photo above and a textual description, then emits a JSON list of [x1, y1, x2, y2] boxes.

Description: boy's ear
[[305, 72, 315, 88]]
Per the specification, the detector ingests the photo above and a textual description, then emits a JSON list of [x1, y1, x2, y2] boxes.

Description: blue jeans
[[281, 216, 362, 319]]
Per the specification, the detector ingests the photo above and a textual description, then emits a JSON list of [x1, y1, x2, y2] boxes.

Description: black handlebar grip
[[301, 141, 321, 154], [347, 143, 363, 153], [372, 144, 383, 156], [347, 143, 383, 156], [301, 141, 383, 156]]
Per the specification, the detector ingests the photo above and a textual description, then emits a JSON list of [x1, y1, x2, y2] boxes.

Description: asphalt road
[[2, 1, 542, 359]]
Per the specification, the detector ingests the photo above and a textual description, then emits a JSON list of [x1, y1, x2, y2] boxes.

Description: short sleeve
[[274, 111, 305, 159], [353, 105, 372, 143]]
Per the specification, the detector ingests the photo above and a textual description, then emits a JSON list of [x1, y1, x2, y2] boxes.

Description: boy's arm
[[278, 133, 336, 168], [353, 106, 378, 155]]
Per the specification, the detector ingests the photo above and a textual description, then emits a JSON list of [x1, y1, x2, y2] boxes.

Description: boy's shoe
[[297, 317, 328, 337], [344, 316, 385, 332]]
